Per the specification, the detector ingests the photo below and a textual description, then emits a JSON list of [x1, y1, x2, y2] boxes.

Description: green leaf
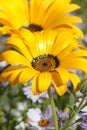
[[68, 93, 75, 109]]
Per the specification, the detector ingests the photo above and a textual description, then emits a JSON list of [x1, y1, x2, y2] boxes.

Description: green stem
[[61, 96, 86, 130], [48, 88, 58, 130], [7, 120, 12, 130]]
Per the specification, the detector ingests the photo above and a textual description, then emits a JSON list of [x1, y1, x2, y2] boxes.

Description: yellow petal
[[0, 0, 29, 28], [52, 79, 67, 96], [57, 16, 82, 25], [1, 50, 30, 66], [51, 71, 67, 95], [55, 85, 67, 96], [20, 28, 38, 58], [69, 24, 84, 39], [32, 72, 51, 94], [56, 67, 69, 84], [64, 0, 71, 3], [32, 74, 41, 95], [34, 30, 56, 55], [7, 36, 32, 61], [1, 66, 25, 83], [43, 14, 82, 29], [0, 26, 12, 34], [20, 29, 56, 57], [60, 50, 87, 62], [51, 32, 78, 55], [61, 58, 87, 73], [65, 4, 80, 13], [29, 0, 54, 24], [9, 71, 21, 86], [57, 41, 79, 59], [41, 1, 81, 28], [0, 12, 12, 26], [69, 72, 80, 91], [79, 45, 87, 50], [19, 68, 39, 84], [55, 24, 84, 39], [38, 72, 51, 92]]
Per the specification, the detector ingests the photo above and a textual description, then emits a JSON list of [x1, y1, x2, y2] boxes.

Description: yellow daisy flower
[[0, 29, 87, 96], [0, 0, 83, 38]]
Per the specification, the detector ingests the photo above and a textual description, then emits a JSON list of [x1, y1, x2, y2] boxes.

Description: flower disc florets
[[38, 118, 49, 127], [31, 54, 60, 72]]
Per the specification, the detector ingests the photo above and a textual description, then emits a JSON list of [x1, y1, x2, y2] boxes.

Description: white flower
[[26, 105, 54, 130], [0, 61, 9, 86], [81, 106, 87, 113], [23, 85, 49, 103], [17, 102, 27, 111], [11, 102, 28, 122], [15, 122, 25, 130], [0, 61, 7, 67]]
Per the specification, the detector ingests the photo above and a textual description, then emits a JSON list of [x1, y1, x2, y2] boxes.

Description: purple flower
[[56, 108, 69, 128], [84, 34, 87, 43], [80, 122, 87, 130], [80, 111, 87, 120], [79, 109, 87, 129], [57, 110, 68, 120]]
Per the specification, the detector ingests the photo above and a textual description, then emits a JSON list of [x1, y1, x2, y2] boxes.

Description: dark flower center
[[38, 118, 49, 127], [31, 54, 60, 72], [24, 24, 43, 32]]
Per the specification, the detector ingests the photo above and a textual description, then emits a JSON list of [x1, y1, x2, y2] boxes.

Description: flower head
[[0, 29, 87, 95], [0, 0, 83, 38], [26, 105, 54, 130]]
